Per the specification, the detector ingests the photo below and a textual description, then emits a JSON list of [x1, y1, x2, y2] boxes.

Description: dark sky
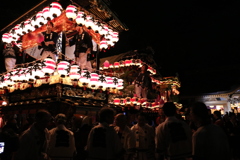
[[1, 0, 240, 95]]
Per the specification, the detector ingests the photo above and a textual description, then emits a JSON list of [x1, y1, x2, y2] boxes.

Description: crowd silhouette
[[0, 102, 237, 160]]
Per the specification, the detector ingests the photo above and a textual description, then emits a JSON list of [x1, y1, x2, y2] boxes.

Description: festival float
[[0, 0, 181, 123]]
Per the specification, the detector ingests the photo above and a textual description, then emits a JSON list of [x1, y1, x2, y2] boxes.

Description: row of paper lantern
[[0, 58, 123, 91], [2, 2, 119, 49], [101, 59, 157, 75], [113, 97, 164, 109]]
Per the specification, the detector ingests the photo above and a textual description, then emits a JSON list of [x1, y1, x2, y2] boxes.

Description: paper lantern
[[114, 62, 120, 68], [14, 24, 23, 36], [114, 98, 120, 105], [42, 7, 53, 21], [9, 29, 19, 42], [125, 59, 132, 66], [50, 2, 62, 18], [100, 39, 108, 50], [111, 32, 119, 43], [57, 61, 70, 77], [69, 72, 80, 80], [22, 19, 34, 34], [98, 74, 106, 90], [76, 11, 85, 26], [92, 20, 101, 33], [107, 39, 114, 47], [42, 58, 56, 76], [69, 64, 80, 80], [4, 74, 14, 87], [117, 78, 123, 90], [105, 76, 114, 89], [131, 97, 137, 104], [99, 25, 108, 35], [80, 69, 90, 85], [89, 72, 99, 89], [32, 68, 44, 79], [2, 33, 10, 43], [120, 98, 126, 105], [103, 60, 110, 69], [66, 5, 77, 20], [85, 15, 94, 29], [35, 11, 47, 27]]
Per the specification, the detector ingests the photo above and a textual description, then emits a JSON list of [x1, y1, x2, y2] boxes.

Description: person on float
[[38, 21, 58, 61], [1, 39, 20, 72], [133, 64, 152, 99], [69, 24, 93, 72]]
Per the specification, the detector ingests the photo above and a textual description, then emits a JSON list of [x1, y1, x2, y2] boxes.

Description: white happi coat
[[48, 125, 76, 158], [115, 126, 136, 159], [86, 122, 123, 160], [131, 123, 155, 160]]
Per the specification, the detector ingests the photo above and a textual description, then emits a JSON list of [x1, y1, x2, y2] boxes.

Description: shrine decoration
[[3, 1, 119, 52], [0, 58, 125, 95], [100, 59, 156, 75]]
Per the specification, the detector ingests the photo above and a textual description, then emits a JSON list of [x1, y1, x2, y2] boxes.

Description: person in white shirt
[[86, 107, 124, 160], [48, 113, 76, 160], [155, 102, 192, 160], [131, 112, 155, 160], [190, 102, 230, 160], [114, 113, 136, 160]]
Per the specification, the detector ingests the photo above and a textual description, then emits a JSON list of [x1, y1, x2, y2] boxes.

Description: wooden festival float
[[0, 0, 181, 124]]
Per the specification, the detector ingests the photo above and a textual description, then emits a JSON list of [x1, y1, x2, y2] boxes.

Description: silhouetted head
[[55, 113, 67, 125], [35, 109, 52, 130], [162, 102, 177, 117], [190, 102, 211, 126], [99, 107, 115, 125], [115, 113, 127, 127], [136, 112, 148, 127]]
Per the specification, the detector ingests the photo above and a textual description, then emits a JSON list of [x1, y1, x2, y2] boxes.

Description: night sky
[[1, 0, 240, 95]]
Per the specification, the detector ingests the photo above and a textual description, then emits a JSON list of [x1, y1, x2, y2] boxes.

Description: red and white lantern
[[100, 39, 108, 50], [111, 32, 119, 43], [34, 11, 47, 27], [114, 98, 120, 105], [42, 7, 53, 21], [42, 58, 56, 76], [124, 59, 132, 67], [50, 2, 62, 18], [76, 11, 85, 26], [117, 78, 123, 90], [69, 64, 80, 80], [89, 72, 99, 89], [23, 19, 34, 34], [14, 24, 23, 36], [105, 76, 114, 89], [114, 62, 120, 68], [57, 61, 70, 77], [2, 33, 10, 43], [66, 5, 77, 20], [85, 15, 94, 29], [80, 69, 90, 85]]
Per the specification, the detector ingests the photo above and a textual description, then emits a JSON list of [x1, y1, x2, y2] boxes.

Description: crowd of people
[[0, 102, 238, 160]]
